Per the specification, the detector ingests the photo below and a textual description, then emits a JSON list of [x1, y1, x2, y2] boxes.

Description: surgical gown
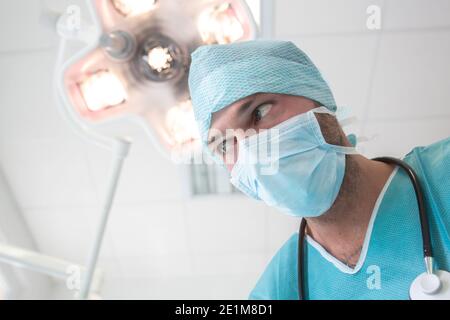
[[249, 137, 450, 300]]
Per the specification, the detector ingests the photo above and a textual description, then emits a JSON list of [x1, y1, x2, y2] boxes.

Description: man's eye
[[217, 138, 233, 155], [254, 103, 273, 123], [220, 140, 227, 154]]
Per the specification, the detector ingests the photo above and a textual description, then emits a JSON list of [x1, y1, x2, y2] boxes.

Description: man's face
[[206, 93, 324, 171]]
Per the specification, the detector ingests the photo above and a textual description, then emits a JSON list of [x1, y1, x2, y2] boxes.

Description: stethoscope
[[297, 156, 450, 300]]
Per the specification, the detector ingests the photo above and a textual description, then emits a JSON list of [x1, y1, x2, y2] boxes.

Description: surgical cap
[[188, 39, 337, 146]]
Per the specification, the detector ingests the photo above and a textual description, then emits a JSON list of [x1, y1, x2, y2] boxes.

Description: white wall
[[0, 0, 449, 299]]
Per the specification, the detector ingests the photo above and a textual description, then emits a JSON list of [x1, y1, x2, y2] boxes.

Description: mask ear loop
[[312, 106, 336, 115], [313, 106, 360, 154], [316, 106, 377, 151]]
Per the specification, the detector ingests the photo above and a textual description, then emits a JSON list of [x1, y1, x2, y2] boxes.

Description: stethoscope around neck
[[297, 156, 450, 300]]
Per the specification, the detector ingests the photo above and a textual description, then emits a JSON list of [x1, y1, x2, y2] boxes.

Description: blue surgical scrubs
[[249, 137, 450, 300]]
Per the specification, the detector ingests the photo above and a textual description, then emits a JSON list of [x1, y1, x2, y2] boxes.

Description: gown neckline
[[305, 166, 399, 274]]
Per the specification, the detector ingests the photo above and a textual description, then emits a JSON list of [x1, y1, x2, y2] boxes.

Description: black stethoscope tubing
[[297, 157, 433, 300]]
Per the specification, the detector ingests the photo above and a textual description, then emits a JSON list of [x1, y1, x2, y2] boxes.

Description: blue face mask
[[229, 107, 357, 218]]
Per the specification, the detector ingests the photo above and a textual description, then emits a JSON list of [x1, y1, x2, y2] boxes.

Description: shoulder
[[404, 137, 449, 166], [403, 136, 450, 226], [403, 137, 450, 185], [248, 232, 299, 300]]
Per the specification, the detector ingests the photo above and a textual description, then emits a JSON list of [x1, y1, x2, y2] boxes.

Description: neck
[[305, 155, 395, 268]]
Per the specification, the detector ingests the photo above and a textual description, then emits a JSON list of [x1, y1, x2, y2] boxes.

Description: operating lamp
[[53, 0, 257, 299], [58, 0, 256, 154]]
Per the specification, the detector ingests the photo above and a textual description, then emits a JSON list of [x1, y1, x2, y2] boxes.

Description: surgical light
[[165, 100, 200, 145], [79, 70, 127, 112], [111, 0, 158, 17], [198, 2, 245, 44], [100, 30, 136, 61], [58, 0, 257, 155], [147, 46, 172, 72], [136, 35, 185, 82]]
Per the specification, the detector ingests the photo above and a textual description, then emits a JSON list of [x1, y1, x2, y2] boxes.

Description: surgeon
[[188, 40, 450, 299]]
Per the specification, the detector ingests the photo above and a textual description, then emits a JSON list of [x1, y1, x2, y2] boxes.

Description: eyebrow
[[236, 99, 255, 116], [207, 98, 255, 146]]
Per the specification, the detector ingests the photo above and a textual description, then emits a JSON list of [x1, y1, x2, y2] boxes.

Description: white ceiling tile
[[0, 0, 89, 53], [185, 196, 267, 254], [96, 257, 123, 279], [43, 0, 86, 12], [117, 253, 194, 279], [0, 1, 55, 52], [171, 274, 258, 300], [359, 117, 450, 159], [85, 136, 186, 205], [22, 207, 96, 263], [0, 50, 78, 141], [275, 0, 386, 36], [384, 0, 450, 30], [100, 277, 158, 299], [0, 138, 98, 209], [290, 35, 378, 124], [107, 203, 189, 258], [367, 32, 450, 121], [191, 252, 268, 276], [100, 274, 258, 299]]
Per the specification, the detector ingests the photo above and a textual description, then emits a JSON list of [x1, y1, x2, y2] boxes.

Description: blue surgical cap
[[188, 40, 337, 146]]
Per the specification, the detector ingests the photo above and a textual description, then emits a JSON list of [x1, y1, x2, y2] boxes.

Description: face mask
[[229, 107, 357, 217]]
